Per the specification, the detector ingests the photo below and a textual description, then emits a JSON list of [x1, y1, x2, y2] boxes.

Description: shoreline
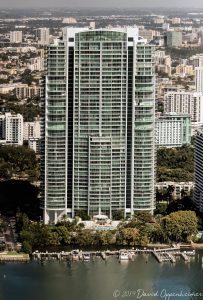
[[149, 243, 203, 250], [32, 243, 201, 253]]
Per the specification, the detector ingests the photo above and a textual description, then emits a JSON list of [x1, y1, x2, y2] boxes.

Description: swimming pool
[[95, 227, 115, 231]]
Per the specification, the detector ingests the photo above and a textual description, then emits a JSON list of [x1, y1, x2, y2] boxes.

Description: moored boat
[[83, 253, 91, 261], [71, 249, 80, 261], [119, 250, 129, 260]]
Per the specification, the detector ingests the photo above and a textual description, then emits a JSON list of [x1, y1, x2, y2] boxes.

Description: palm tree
[[181, 188, 187, 199], [166, 185, 175, 203]]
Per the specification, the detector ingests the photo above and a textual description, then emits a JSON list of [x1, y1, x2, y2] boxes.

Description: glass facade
[[42, 41, 68, 223], [73, 31, 127, 218], [133, 45, 156, 212]]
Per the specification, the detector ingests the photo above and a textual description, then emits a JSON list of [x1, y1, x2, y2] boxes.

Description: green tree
[[112, 210, 124, 220], [134, 211, 153, 224], [165, 185, 175, 203], [162, 211, 198, 242], [75, 210, 91, 220], [55, 226, 72, 245], [22, 240, 32, 254], [148, 222, 166, 243], [47, 231, 61, 246], [157, 146, 194, 182], [166, 195, 195, 214], [0, 162, 12, 179], [95, 231, 116, 246], [154, 203, 168, 215], [21, 69, 34, 85], [74, 229, 95, 246], [0, 144, 39, 180], [20, 229, 35, 247], [117, 228, 140, 246]]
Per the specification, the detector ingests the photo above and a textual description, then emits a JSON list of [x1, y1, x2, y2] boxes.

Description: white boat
[[71, 249, 80, 261], [83, 253, 91, 261], [185, 250, 195, 256], [119, 250, 129, 260], [128, 251, 135, 260]]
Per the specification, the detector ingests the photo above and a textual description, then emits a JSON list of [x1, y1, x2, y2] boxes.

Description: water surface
[[0, 251, 203, 300]]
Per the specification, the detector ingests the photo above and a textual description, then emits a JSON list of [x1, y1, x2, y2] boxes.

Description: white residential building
[[164, 91, 203, 123], [155, 50, 172, 76], [27, 57, 44, 71], [0, 113, 23, 145], [23, 119, 40, 141], [191, 122, 203, 136], [139, 29, 160, 42], [15, 84, 42, 99], [156, 181, 194, 200], [189, 54, 203, 68], [154, 17, 164, 24], [0, 83, 42, 99], [171, 18, 181, 24], [10, 31, 23, 43], [195, 67, 203, 93], [155, 113, 191, 148], [28, 137, 40, 153], [62, 17, 77, 24], [0, 84, 16, 94], [162, 23, 170, 30], [35, 28, 49, 45]]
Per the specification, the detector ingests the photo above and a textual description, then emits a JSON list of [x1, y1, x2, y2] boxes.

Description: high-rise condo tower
[[41, 27, 156, 224]]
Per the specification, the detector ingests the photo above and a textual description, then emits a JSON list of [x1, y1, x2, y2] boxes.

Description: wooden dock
[[101, 252, 106, 260], [152, 251, 176, 263], [180, 252, 189, 261], [32, 248, 195, 264], [155, 247, 180, 252]]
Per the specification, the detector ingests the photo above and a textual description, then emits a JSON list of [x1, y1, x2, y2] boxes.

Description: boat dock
[[101, 252, 106, 260], [152, 251, 176, 263], [155, 247, 180, 252], [32, 248, 196, 264], [180, 252, 189, 261]]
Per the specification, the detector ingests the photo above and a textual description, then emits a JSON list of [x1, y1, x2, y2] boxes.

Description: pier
[[152, 251, 176, 263], [155, 247, 180, 252], [32, 247, 196, 264], [180, 252, 189, 261], [101, 252, 106, 260]]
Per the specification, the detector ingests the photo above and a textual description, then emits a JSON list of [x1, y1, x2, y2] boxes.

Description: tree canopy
[[0, 180, 40, 218], [0, 145, 39, 180], [16, 209, 199, 254], [157, 146, 194, 182], [162, 211, 198, 243]]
